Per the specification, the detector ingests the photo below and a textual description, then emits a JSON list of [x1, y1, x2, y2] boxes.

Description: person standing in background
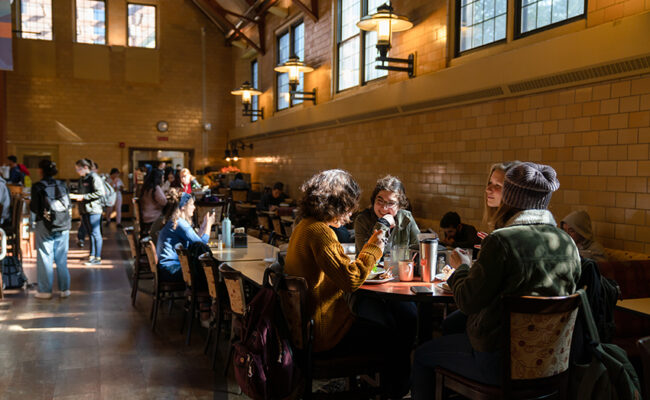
[[7, 155, 25, 184], [31, 160, 72, 299], [106, 168, 125, 227], [70, 159, 105, 265]]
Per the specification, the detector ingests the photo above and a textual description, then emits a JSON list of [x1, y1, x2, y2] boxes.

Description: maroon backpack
[[233, 270, 300, 399]]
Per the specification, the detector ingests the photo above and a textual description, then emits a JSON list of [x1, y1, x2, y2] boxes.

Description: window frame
[[335, 0, 387, 93], [75, 0, 107, 45], [251, 59, 259, 122], [16, 0, 54, 41], [454, 0, 508, 56], [126, 2, 158, 49], [275, 19, 304, 112], [514, 0, 587, 38]]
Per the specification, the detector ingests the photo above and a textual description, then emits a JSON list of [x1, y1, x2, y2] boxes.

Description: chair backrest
[[257, 212, 272, 232], [219, 263, 246, 316], [231, 189, 248, 203], [218, 187, 230, 196], [141, 237, 158, 275], [275, 275, 309, 351], [195, 203, 224, 227], [502, 292, 581, 384], [199, 252, 219, 299], [123, 226, 139, 260], [175, 244, 192, 287], [271, 215, 286, 237]]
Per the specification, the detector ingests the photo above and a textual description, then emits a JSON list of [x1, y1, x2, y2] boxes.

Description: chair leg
[[151, 288, 160, 331], [435, 371, 444, 400], [167, 298, 174, 315], [186, 296, 196, 345], [203, 326, 213, 355], [149, 286, 157, 320], [223, 344, 234, 377], [131, 269, 140, 307]]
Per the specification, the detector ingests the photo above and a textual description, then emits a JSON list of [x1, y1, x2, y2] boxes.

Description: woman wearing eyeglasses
[[354, 175, 420, 256]]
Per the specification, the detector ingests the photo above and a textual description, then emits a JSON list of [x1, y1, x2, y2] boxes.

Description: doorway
[[128, 148, 194, 191]]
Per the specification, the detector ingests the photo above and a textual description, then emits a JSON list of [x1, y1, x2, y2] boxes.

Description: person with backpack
[[105, 168, 124, 227], [30, 160, 72, 299], [70, 159, 105, 266]]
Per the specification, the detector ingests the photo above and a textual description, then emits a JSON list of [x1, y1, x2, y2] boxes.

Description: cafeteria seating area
[[1, 0, 650, 398]]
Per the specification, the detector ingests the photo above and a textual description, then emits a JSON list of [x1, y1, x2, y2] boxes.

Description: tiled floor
[[0, 223, 247, 400]]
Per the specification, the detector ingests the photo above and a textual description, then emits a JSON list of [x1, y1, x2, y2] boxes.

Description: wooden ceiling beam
[[291, 0, 318, 22], [200, 0, 265, 54]]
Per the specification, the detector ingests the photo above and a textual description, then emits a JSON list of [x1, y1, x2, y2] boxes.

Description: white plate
[[436, 282, 452, 293], [365, 277, 394, 284], [366, 267, 386, 280]]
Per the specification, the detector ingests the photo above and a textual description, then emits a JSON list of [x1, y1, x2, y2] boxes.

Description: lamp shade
[[356, 3, 413, 42], [231, 81, 262, 105], [274, 56, 314, 86]]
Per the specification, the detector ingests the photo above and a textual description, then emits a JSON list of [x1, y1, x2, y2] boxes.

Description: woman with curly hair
[[354, 175, 419, 256], [285, 169, 410, 398]]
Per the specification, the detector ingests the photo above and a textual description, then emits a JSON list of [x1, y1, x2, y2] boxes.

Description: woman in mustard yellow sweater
[[285, 169, 411, 398]]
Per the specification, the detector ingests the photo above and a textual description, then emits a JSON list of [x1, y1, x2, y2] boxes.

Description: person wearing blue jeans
[[70, 158, 105, 265], [30, 160, 72, 299]]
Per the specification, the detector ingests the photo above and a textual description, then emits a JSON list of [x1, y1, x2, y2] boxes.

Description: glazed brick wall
[[240, 73, 650, 253], [587, 0, 650, 26], [7, 0, 234, 180]]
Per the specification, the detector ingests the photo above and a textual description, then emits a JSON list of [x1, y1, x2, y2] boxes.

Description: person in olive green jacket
[[412, 162, 582, 400], [354, 175, 420, 256]]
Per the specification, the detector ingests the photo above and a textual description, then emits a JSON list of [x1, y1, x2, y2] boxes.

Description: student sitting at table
[[285, 169, 412, 399], [354, 175, 420, 256], [229, 172, 249, 190], [257, 182, 287, 211], [156, 191, 216, 282], [561, 210, 607, 262], [412, 162, 582, 399], [439, 211, 481, 250]]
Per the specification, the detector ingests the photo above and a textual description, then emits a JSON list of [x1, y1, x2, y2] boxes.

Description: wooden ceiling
[[192, 0, 318, 55]]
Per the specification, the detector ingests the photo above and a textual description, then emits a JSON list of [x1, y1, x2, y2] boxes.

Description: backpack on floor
[[2, 255, 26, 289], [232, 267, 300, 400]]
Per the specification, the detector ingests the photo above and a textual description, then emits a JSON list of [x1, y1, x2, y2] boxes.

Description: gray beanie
[[502, 162, 560, 210]]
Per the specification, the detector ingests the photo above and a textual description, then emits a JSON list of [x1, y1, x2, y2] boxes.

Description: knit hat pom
[[502, 162, 560, 210]]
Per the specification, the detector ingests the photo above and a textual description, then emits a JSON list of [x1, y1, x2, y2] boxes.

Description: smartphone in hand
[[410, 286, 433, 295]]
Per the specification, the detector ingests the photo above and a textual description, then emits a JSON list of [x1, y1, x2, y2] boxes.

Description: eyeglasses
[[375, 197, 398, 209]]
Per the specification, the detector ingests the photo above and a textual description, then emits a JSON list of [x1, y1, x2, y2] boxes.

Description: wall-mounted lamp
[[357, 3, 415, 77], [274, 55, 316, 104], [231, 81, 264, 119], [223, 148, 232, 162], [224, 140, 253, 163]]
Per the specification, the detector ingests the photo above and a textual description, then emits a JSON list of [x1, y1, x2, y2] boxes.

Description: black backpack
[[40, 180, 72, 232], [577, 258, 621, 343], [2, 255, 26, 289]]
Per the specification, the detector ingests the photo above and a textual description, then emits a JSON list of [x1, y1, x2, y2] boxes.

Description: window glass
[[293, 23, 305, 105], [128, 4, 156, 48], [277, 32, 290, 110], [251, 60, 259, 122], [19, 0, 53, 40], [338, 37, 360, 91], [458, 0, 507, 52], [76, 0, 106, 45], [520, 0, 584, 33], [340, 0, 360, 41]]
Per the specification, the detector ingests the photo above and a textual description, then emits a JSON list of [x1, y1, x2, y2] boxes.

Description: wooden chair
[[256, 211, 273, 233], [435, 292, 582, 400], [124, 226, 153, 306], [200, 252, 231, 370], [230, 189, 249, 203], [219, 263, 248, 376], [275, 274, 384, 399], [141, 237, 185, 331], [638, 336, 650, 399], [175, 244, 210, 345]]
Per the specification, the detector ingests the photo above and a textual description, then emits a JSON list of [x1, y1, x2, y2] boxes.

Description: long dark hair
[[140, 168, 163, 198]]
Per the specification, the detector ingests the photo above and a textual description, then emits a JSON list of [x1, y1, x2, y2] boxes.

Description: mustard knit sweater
[[284, 218, 383, 352]]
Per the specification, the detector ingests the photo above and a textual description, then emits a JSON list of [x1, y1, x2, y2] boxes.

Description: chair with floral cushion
[[435, 291, 582, 400]]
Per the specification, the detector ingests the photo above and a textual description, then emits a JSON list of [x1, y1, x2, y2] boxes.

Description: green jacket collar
[[505, 209, 556, 227]]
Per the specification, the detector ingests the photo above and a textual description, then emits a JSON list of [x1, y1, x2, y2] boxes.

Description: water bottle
[[437, 256, 446, 275], [222, 203, 232, 248]]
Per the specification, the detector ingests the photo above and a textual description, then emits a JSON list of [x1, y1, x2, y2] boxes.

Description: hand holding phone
[[410, 285, 433, 295]]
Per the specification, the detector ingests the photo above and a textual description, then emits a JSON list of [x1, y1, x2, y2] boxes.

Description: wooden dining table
[[209, 241, 278, 263], [616, 297, 650, 319]]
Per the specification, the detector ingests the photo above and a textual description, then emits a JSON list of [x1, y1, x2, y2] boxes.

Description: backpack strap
[[578, 288, 601, 345]]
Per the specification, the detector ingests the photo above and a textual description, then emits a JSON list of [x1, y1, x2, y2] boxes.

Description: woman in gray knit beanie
[[412, 162, 581, 399]]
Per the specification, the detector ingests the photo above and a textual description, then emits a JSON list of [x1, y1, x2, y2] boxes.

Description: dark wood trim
[[291, 0, 318, 22]]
